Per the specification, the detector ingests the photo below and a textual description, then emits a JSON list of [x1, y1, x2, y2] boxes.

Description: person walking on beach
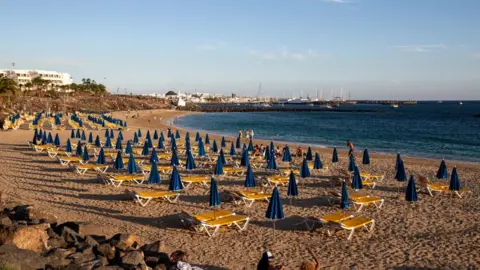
[[238, 129, 243, 138], [347, 140, 354, 156], [251, 129, 255, 139], [246, 129, 250, 140]]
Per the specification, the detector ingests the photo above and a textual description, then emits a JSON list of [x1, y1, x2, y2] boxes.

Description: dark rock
[[121, 250, 145, 267], [61, 226, 82, 245], [89, 234, 107, 244], [140, 240, 165, 254], [114, 240, 130, 251], [154, 264, 167, 270], [95, 266, 123, 270], [11, 205, 57, 224], [95, 243, 115, 260], [0, 216, 12, 226], [67, 251, 97, 264], [47, 227, 58, 238], [47, 236, 67, 249], [0, 223, 50, 252], [55, 221, 107, 237], [110, 233, 144, 248], [0, 244, 48, 270], [85, 235, 100, 246], [45, 247, 76, 268]]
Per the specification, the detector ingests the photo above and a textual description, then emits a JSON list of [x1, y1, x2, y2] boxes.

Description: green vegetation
[[0, 77, 19, 94], [0, 77, 107, 96]]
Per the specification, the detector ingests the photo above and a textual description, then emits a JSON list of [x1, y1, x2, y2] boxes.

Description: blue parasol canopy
[[147, 161, 161, 184], [88, 132, 93, 144], [306, 147, 313, 161], [244, 165, 256, 187], [205, 134, 210, 145], [266, 187, 285, 220], [66, 139, 72, 153], [133, 132, 139, 144], [125, 140, 133, 154], [395, 160, 407, 182], [167, 128, 171, 138], [104, 136, 112, 148], [110, 129, 114, 139], [214, 156, 224, 175], [300, 158, 310, 178], [395, 153, 402, 172], [171, 149, 180, 166], [70, 129, 75, 139], [362, 148, 371, 165], [81, 130, 86, 141], [197, 139, 206, 157], [150, 147, 159, 164], [76, 141, 83, 156], [348, 154, 356, 172], [104, 129, 109, 138], [141, 141, 150, 156], [54, 134, 61, 146], [449, 167, 461, 191], [229, 142, 237, 156], [282, 145, 292, 162], [185, 132, 190, 142], [170, 136, 177, 151], [340, 181, 350, 209], [313, 152, 323, 169], [267, 151, 277, 170], [248, 140, 254, 152], [241, 148, 250, 167], [185, 150, 196, 170], [157, 137, 165, 150], [168, 166, 184, 191], [76, 129, 81, 139], [287, 171, 299, 197], [195, 132, 200, 142], [221, 136, 226, 148], [114, 151, 124, 170], [209, 178, 220, 207], [47, 132, 53, 144], [115, 136, 123, 151], [405, 175, 418, 202], [127, 153, 137, 174], [212, 140, 218, 153], [153, 130, 158, 140], [96, 147, 106, 164], [219, 149, 226, 165], [82, 145, 89, 162], [332, 147, 339, 163], [236, 136, 241, 148], [436, 159, 448, 179], [351, 165, 363, 190], [118, 130, 123, 141], [145, 132, 153, 148], [138, 128, 142, 137]]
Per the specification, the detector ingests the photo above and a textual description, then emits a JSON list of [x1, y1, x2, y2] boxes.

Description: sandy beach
[[1, 109, 479, 269]]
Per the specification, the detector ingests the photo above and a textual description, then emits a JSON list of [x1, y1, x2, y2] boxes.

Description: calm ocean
[[174, 101, 480, 162]]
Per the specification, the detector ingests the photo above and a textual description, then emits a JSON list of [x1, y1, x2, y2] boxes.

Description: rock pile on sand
[[0, 202, 171, 269]]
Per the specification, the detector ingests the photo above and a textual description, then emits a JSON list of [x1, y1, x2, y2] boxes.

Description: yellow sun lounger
[[308, 164, 329, 173], [107, 174, 145, 187], [141, 165, 173, 175], [182, 176, 210, 189], [48, 149, 71, 158], [250, 161, 265, 169], [130, 190, 180, 206], [338, 216, 375, 240], [229, 190, 270, 207], [57, 156, 85, 166], [34, 145, 55, 153], [74, 164, 109, 175], [329, 192, 384, 212], [180, 210, 234, 231], [304, 211, 354, 230], [264, 176, 290, 187], [222, 167, 245, 176], [418, 176, 469, 198], [280, 169, 300, 176], [201, 214, 250, 237]]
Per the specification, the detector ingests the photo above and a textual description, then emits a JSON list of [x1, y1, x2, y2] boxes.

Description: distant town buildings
[[0, 69, 73, 87]]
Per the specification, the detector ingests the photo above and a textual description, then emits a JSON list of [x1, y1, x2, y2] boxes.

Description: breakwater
[[181, 107, 383, 113]]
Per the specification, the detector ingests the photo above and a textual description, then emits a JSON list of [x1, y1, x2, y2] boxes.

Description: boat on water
[[320, 104, 332, 109], [459, 101, 463, 105], [391, 104, 399, 108], [437, 101, 443, 104], [308, 103, 314, 106], [252, 102, 271, 108], [286, 98, 310, 104]]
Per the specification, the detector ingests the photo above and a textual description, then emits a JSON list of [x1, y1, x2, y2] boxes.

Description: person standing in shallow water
[[347, 140, 354, 156]]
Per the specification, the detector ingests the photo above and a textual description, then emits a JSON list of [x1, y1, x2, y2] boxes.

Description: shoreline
[[152, 110, 479, 168]]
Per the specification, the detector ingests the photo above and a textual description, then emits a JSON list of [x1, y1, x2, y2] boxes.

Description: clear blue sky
[[1, 0, 479, 99]]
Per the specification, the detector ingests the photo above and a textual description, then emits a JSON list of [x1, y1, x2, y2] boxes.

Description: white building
[[0, 69, 73, 87]]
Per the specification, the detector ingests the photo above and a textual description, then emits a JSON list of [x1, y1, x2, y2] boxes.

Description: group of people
[[239, 129, 255, 139]]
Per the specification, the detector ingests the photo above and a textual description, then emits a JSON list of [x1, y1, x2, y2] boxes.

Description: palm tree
[[0, 77, 19, 96]]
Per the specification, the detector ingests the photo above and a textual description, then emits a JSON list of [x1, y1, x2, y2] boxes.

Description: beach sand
[[0, 109, 479, 269]]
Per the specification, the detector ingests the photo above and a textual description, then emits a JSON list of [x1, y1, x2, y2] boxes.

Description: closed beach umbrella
[[248, 140, 254, 152], [114, 151, 124, 170], [282, 146, 292, 162], [54, 134, 61, 146], [118, 130, 123, 141], [185, 139, 191, 153], [96, 147, 106, 164], [153, 130, 158, 140], [363, 148, 371, 165], [267, 151, 277, 170], [32, 129, 38, 143], [449, 167, 461, 191], [212, 140, 218, 153], [110, 129, 114, 139], [340, 181, 350, 209], [138, 129, 142, 137], [395, 153, 402, 171], [244, 165, 256, 187], [82, 145, 89, 162], [287, 171, 299, 197], [209, 178, 220, 207], [241, 149, 250, 167], [168, 166, 184, 191], [265, 146, 271, 161], [157, 138, 165, 150], [395, 160, 407, 182], [195, 132, 200, 142], [229, 142, 237, 156], [88, 132, 93, 144], [170, 136, 177, 151], [197, 139, 206, 157], [306, 147, 313, 161], [205, 134, 210, 145], [270, 141, 275, 152], [405, 175, 418, 202], [104, 129, 109, 138], [160, 131, 165, 142], [146, 133, 153, 148], [185, 150, 196, 170], [150, 147, 159, 164], [125, 140, 133, 154], [47, 132, 53, 144], [76, 129, 81, 139], [313, 152, 323, 169], [127, 153, 137, 174], [95, 135, 101, 147], [351, 165, 363, 190], [221, 136, 226, 148], [115, 136, 123, 151], [104, 136, 112, 148], [141, 141, 150, 156], [236, 136, 241, 149], [175, 130, 180, 139], [70, 129, 75, 139], [348, 154, 356, 172], [332, 147, 339, 163], [185, 132, 190, 142], [66, 139, 72, 153], [214, 156, 224, 175], [266, 187, 285, 240], [42, 131, 47, 145], [147, 161, 161, 184], [76, 141, 83, 156], [300, 158, 310, 178], [167, 128, 171, 138], [171, 150, 180, 166], [436, 159, 448, 179], [81, 130, 86, 141], [242, 143, 247, 152], [133, 132, 139, 144], [219, 149, 226, 165]]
